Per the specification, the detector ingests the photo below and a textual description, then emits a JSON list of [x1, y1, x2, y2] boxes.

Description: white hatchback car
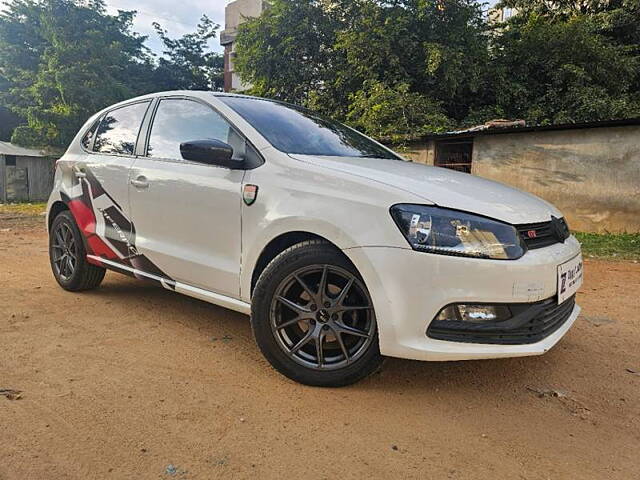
[[47, 91, 584, 386]]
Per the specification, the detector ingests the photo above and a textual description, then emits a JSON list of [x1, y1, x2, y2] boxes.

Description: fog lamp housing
[[434, 304, 512, 323]]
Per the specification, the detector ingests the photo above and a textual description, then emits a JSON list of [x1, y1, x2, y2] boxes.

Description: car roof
[[98, 91, 273, 113]]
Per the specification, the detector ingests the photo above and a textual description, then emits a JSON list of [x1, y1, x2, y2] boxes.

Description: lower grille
[[427, 295, 576, 345]]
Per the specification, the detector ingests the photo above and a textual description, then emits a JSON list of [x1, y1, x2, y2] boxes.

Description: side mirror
[[180, 139, 245, 169]]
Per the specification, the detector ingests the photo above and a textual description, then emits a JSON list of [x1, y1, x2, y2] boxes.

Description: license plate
[[557, 255, 583, 304]]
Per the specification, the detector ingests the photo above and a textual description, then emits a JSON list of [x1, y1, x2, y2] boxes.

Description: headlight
[[389, 204, 526, 260]]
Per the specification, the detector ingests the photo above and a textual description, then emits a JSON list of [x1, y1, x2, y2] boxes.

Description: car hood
[[290, 155, 562, 225]]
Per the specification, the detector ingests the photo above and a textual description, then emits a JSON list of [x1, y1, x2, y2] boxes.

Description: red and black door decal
[[60, 169, 175, 289]]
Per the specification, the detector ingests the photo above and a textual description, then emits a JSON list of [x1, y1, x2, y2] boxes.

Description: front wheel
[[251, 240, 383, 387], [49, 210, 106, 291]]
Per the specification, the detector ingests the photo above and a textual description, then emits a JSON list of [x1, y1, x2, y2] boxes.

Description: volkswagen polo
[[46, 91, 584, 387]]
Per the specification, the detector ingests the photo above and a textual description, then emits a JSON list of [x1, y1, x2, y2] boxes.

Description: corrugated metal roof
[[421, 117, 640, 140], [0, 141, 45, 157]]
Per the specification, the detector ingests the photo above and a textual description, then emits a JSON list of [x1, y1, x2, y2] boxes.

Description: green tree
[[234, 0, 640, 138], [234, 0, 490, 139], [234, 0, 347, 106], [487, 8, 640, 124], [335, 0, 490, 123], [0, 0, 155, 147], [499, 0, 640, 45], [0, 106, 20, 142], [346, 81, 452, 143], [0, 74, 20, 141], [152, 15, 224, 91]]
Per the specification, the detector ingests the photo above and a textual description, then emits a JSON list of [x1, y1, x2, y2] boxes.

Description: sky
[[0, 0, 233, 54], [1, 0, 498, 56], [103, 0, 232, 54]]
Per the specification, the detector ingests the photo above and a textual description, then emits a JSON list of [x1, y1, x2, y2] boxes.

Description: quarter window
[[81, 119, 100, 150], [147, 99, 245, 160], [94, 102, 150, 156]]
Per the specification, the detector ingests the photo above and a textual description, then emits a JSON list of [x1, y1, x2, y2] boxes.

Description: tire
[[251, 240, 383, 387], [49, 210, 106, 291]]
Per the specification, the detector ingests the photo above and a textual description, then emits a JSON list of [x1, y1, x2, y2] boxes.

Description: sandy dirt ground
[[1, 216, 639, 480]]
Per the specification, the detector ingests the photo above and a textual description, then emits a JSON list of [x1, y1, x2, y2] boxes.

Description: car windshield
[[217, 96, 401, 160]]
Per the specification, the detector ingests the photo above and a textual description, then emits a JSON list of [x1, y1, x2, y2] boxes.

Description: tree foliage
[[234, 0, 640, 139], [0, 0, 154, 147], [1, 0, 639, 147], [0, 106, 19, 141], [335, 0, 490, 122], [152, 15, 224, 91], [234, 0, 345, 106], [346, 81, 452, 142], [236, 0, 490, 130], [0, 73, 19, 141], [0, 0, 223, 148], [500, 0, 640, 45], [488, 13, 640, 124]]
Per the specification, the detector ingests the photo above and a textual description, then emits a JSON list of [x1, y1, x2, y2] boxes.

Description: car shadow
[[87, 274, 574, 395]]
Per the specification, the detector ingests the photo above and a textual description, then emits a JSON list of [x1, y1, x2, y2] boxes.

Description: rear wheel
[[251, 240, 383, 387], [49, 210, 105, 291]]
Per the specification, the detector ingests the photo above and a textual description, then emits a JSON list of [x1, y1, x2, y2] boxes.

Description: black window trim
[[79, 115, 104, 154], [141, 94, 264, 170], [83, 99, 154, 158]]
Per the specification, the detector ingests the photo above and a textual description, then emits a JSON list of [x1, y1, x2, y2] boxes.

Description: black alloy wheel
[[51, 220, 78, 281], [251, 240, 383, 387], [270, 264, 376, 370], [49, 210, 106, 291]]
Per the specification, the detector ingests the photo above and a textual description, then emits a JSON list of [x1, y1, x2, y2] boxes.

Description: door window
[[147, 99, 245, 160], [94, 102, 150, 156]]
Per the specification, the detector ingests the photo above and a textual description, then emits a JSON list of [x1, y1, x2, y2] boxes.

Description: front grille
[[517, 217, 570, 250], [427, 295, 576, 345]]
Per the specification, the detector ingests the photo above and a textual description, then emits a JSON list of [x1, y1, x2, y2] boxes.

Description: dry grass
[[0, 202, 47, 217]]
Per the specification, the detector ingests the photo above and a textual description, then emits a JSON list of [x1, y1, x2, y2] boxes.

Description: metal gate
[[434, 139, 474, 173]]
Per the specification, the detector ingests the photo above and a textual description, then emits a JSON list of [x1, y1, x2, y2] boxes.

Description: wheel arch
[[249, 231, 360, 297], [48, 200, 69, 231]]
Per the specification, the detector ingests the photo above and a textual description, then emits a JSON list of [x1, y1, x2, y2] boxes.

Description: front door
[[128, 98, 245, 297]]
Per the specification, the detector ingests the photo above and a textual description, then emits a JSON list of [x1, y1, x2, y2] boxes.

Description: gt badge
[[243, 184, 259, 206]]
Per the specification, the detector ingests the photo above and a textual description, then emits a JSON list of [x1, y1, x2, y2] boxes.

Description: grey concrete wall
[[0, 155, 55, 202], [401, 140, 436, 165], [20, 155, 55, 201], [471, 126, 640, 233], [398, 126, 640, 233]]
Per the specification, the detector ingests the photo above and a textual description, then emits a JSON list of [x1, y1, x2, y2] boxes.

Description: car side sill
[[87, 255, 251, 315]]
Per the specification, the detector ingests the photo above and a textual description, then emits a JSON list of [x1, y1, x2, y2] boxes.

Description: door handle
[[73, 166, 87, 178], [130, 176, 149, 189]]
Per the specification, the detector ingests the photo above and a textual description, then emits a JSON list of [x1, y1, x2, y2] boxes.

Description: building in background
[[0, 142, 53, 203], [402, 118, 640, 234], [220, 0, 265, 92], [488, 6, 518, 24]]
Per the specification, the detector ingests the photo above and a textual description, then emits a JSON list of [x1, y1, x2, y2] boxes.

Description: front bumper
[[343, 236, 582, 361]]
